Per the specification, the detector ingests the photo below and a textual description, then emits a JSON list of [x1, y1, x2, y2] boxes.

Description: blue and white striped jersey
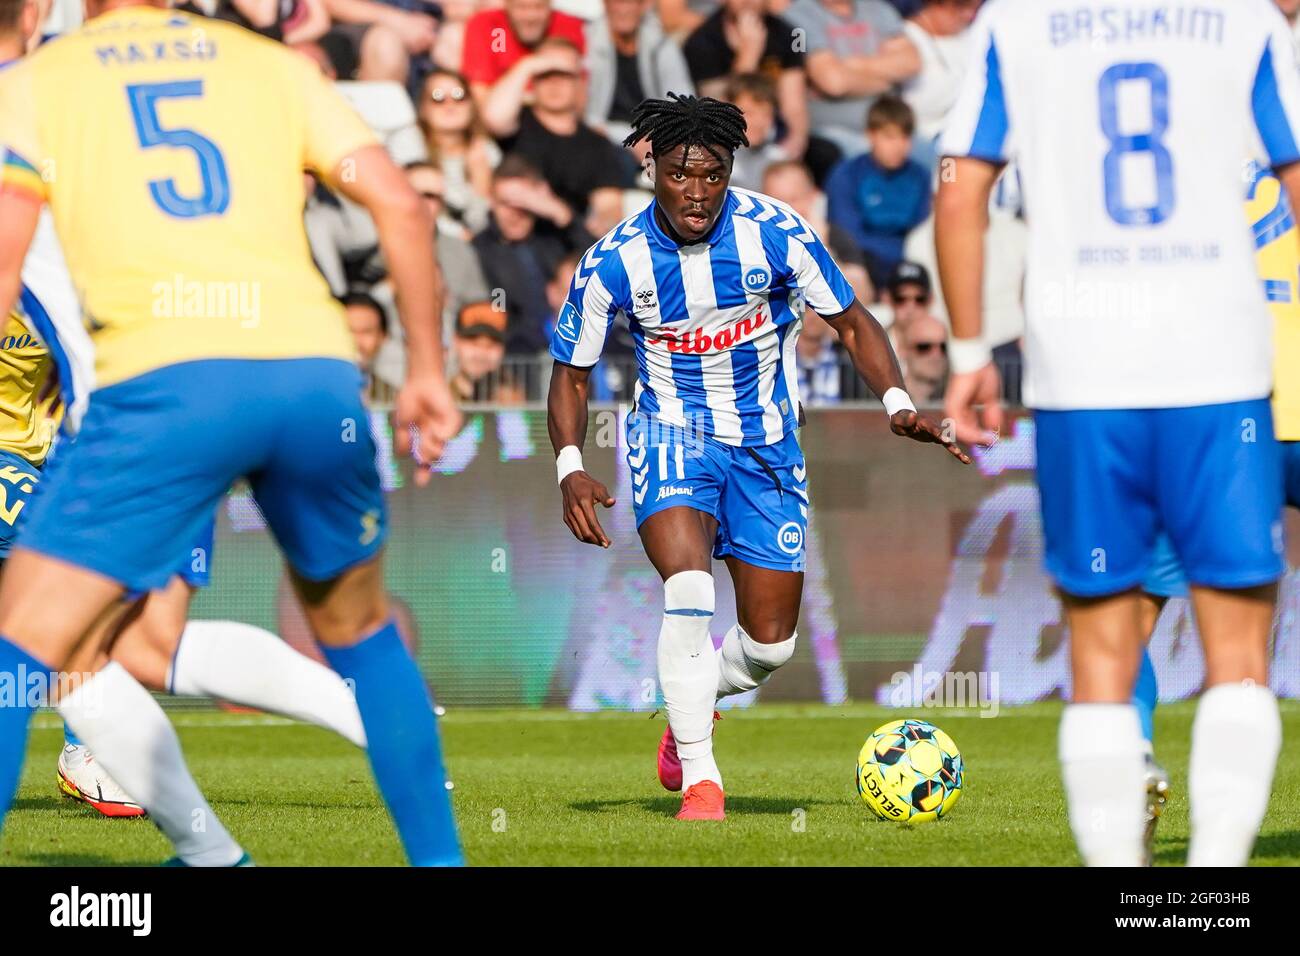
[[549, 187, 855, 447]]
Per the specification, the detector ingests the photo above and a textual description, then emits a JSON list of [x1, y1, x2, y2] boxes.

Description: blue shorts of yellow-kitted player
[[19, 358, 387, 594], [0, 448, 216, 591], [0, 449, 42, 560]]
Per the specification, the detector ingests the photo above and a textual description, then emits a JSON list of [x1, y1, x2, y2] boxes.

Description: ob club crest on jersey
[[743, 267, 771, 293]]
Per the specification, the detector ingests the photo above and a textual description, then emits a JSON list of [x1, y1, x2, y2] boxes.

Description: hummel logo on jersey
[[649, 306, 767, 354], [634, 288, 657, 311], [656, 485, 694, 502]]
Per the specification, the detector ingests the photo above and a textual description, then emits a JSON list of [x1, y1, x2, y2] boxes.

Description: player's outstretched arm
[[0, 188, 39, 319], [547, 361, 616, 548], [331, 143, 461, 483], [826, 300, 970, 465], [935, 155, 1004, 448]]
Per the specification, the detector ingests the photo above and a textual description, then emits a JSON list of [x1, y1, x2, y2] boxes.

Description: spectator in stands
[[901, 0, 980, 167], [318, 0, 436, 82], [784, 0, 918, 159], [900, 312, 947, 402], [449, 301, 524, 403], [586, 0, 695, 149], [682, 0, 809, 160], [796, 308, 842, 406], [418, 69, 500, 235], [883, 259, 931, 350], [656, 0, 712, 36], [473, 155, 595, 364], [303, 172, 385, 297], [724, 73, 788, 192], [462, 0, 587, 99], [483, 36, 631, 226], [343, 289, 389, 378], [180, 0, 332, 44], [824, 94, 930, 290], [761, 158, 874, 302], [405, 162, 492, 339], [431, 0, 478, 73]]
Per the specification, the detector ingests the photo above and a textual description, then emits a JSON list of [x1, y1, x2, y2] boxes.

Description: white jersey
[[18, 210, 93, 434], [940, 0, 1300, 410], [549, 187, 855, 446]]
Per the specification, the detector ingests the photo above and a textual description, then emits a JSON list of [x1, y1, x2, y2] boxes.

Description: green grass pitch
[[5, 701, 1300, 866]]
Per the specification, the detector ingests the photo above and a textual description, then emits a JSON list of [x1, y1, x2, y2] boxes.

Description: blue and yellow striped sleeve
[[0, 67, 45, 203], [1, 149, 44, 203]]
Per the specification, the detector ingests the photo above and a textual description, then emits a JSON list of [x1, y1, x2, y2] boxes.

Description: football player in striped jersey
[[548, 94, 970, 821]]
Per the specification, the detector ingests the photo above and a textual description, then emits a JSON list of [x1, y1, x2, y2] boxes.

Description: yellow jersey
[[0, 310, 58, 465], [1248, 165, 1300, 441], [0, 5, 377, 388]]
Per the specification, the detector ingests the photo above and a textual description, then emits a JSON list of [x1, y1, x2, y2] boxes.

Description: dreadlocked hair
[[622, 93, 750, 165]]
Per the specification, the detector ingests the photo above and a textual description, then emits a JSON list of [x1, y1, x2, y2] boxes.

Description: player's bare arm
[[0, 186, 40, 319], [331, 143, 461, 482], [934, 155, 1004, 448], [826, 299, 971, 465], [547, 361, 615, 548]]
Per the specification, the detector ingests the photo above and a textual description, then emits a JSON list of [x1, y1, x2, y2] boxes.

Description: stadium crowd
[[60, 0, 1299, 405]]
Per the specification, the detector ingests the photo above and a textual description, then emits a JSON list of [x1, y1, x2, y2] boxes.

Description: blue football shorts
[[0, 449, 42, 560], [1035, 399, 1285, 598], [1142, 438, 1300, 599], [0, 446, 213, 592], [20, 358, 387, 593], [625, 411, 808, 573]]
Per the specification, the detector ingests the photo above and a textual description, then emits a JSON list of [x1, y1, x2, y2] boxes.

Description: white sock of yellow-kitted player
[[169, 620, 366, 747], [57, 663, 246, 866]]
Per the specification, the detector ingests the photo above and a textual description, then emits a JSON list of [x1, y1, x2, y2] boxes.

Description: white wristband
[[556, 445, 585, 485], [882, 387, 916, 417], [947, 337, 994, 375]]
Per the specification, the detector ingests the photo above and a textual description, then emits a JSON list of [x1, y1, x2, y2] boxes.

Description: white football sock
[[1059, 703, 1146, 866], [1188, 681, 1281, 866], [169, 620, 366, 748], [716, 625, 796, 699], [658, 570, 721, 791], [57, 663, 245, 866]]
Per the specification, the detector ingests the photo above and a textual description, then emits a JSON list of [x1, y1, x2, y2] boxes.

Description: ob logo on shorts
[[776, 521, 804, 555], [743, 267, 771, 294]]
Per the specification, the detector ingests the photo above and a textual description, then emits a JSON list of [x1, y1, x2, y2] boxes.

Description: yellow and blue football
[[856, 718, 963, 825]]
